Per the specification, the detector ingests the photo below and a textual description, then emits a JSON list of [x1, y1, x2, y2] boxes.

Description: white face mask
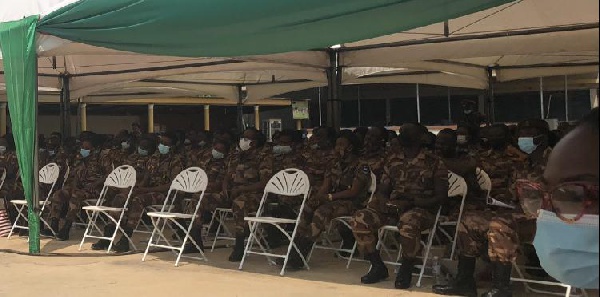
[[457, 135, 468, 145], [211, 149, 225, 159], [238, 138, 252, 151], [0, 146, 6, 154]]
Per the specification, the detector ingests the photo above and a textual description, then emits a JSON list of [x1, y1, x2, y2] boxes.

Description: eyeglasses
[[515, 179, 598, 223]]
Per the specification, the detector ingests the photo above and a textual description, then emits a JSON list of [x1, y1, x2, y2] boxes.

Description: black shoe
[[182, 227, 205, 254], [395, 257, 416, 289], [228, 235, 246, 262], [277, 238, 312, 269], [40, 218, 60, 237], [56, 220, 72, 241], [361, 252, 389, 284], [92, 225, 115, 250], [481, 262, 512, 297], [112, 237, 131, 253], [433, 256, 478, 297]]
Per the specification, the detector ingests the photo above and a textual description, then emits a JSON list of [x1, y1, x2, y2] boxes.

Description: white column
[[148, 104, 155, 133], [79, 103, 87, 132], [416, 83, 421, 123], [254, 105, 260, 129], [204, 105, 210, 131], [0, 103, 6, 136], [591, 89, 599, 108]]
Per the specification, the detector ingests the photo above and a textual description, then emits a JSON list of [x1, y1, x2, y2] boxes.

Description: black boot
[[433, 256, 478, 297], [228, 235, 246, 262], [183, 227, 205, 254], [92, 225, 115, 250], [481, 262, 512, 297], [361, 252, 389, 284], [40, 218, 59, 237], [113, 227, 133, 253], [277, 238, 313, 269], [395, 257, 416, 289], [56, 220, 72, 241], [337, 226, 357, 258]]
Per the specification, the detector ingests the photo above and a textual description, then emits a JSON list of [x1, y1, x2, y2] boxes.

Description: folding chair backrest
[[104, 165, 137, 189], [61, 164, 70, 188], [258, 169, 310, 217], [476, 167, 492, 198], [264, 168, 310, 197], [448, 171, 468, 198], [170, 167, 208, 194], [39, 163, 60, 186]]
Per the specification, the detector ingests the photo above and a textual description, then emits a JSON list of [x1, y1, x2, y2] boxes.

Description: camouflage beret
[[518, 119, 549, 132]]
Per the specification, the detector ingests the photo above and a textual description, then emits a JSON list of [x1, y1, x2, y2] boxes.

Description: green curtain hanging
[[0, 16, 40, 254], [38, 0, 512, 57]]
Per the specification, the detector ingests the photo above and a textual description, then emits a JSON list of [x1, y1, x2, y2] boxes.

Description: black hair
[[278, 129, 295, 141], [337, 130, 362, 155], [319, 126, 337, 144], [372, 126, 389, 143]]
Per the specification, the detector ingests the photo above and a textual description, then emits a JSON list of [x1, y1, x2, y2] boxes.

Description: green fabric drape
[[0, 16, 40, 253], [38, 0, 512, 57]]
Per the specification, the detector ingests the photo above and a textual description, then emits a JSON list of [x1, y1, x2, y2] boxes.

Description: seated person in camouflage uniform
[[0, 135, 21, 225], [43, 135, 105, 240], [226, 128, 271, 262], [433, 121, 552, 297], [112, 132, 184, 253], [351, 123, 448, 289], [282, 131, 370, 269], [89, 136, 157, 251]]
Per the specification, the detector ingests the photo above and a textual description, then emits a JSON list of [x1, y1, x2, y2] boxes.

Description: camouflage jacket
[[145, 152, 185, 187], [301, 146, 334, 190], [327, 154, 371, 207], [227, 149, 270, 189]]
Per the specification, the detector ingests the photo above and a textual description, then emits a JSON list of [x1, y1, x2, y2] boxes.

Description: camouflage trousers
[[124, 191, 166, 229], [458, 210, 536, 263], [183, 192, 231, 227], [48, 186, 98, 221], [351, 207, 435, 257], [232, 192, 263, 236], [297, 199, 356, 242]]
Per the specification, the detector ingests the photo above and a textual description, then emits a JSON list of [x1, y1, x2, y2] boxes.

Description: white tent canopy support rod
[[539, 77, 544, 119], [416, 83, 421, 123], [565, 75, 569, 122]]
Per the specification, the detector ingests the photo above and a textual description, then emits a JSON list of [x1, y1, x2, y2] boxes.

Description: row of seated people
[[0, 119, 557, 296]]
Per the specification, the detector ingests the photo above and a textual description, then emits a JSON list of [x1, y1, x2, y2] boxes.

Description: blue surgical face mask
[[80, 148, 91, 158], [137, 147, 148, 156], [211, 149, 225, 159], [272, 145, 292, 155], [158, 143, 170, 155], [48, 150, 56, 156], [518, 137, 538, 154], [534, 210, 599, 289]]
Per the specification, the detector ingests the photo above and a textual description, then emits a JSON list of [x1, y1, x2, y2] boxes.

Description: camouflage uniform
[[124, 152, 184, 229], [0, 151, 20, 221], [298, 154, 371, 241], [457, 148, 550, 263], [48, 152, 105, 222], [230, 150, 271, 236], [100, 148, 131, 174], [301, 146, 334, 192], [351, 151, 448, 257]]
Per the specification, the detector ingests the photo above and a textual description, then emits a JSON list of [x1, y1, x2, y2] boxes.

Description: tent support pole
[[79, 103, 87, 132], [539, 77, 544, 119], [416, 83, 421, 123], [357, 86, 361, 127], [60, 74, 71, 138], [564, 75, 569, 122], [317, 87, 323, 126], [385, 98, 391, 126], [237, 85, 244, 132], [254, 105, 260, 129], [487, 67, 496, 124], [326, 50, 341, 130]]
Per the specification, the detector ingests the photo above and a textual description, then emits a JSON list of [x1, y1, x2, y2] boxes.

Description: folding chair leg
[[416, 231, 436, 288]]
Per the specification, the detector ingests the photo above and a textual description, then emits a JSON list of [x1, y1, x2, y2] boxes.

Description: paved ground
[[0, 229, 572, 297]]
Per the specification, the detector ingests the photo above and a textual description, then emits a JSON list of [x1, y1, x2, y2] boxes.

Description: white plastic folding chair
[[79, 165, 137, 252], [308, 171, 376, 268], [436, 171, 468, 260], [239, 168, 311, 276], [207, 207, 236, 251], [142, 167, 209, 266], [8, 163, 61, 238]]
